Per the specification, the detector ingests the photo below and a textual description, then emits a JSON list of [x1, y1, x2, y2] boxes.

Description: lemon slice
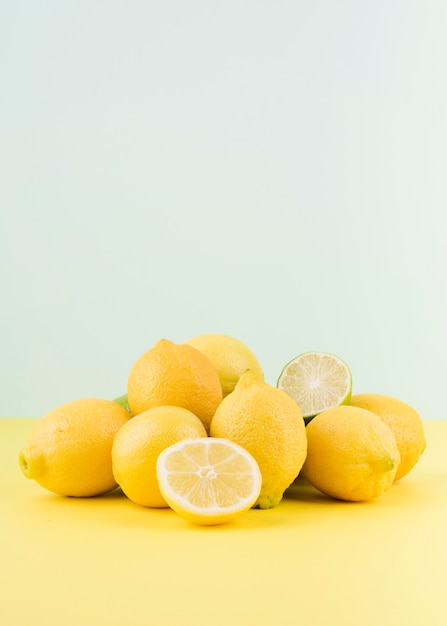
[[277, 351, 352, 423], [156, 438, 262, 525]]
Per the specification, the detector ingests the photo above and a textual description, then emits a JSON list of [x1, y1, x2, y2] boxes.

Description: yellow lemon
[[18, 398, 131, 497], [156, 437, 262, 526], [111, 405, 207, 508], [210, 369, 307, 509], [350, 393, 426, 481], [183, 333, 264, 397], [127, 339, 222, 433], [300, 405, 401, 502]]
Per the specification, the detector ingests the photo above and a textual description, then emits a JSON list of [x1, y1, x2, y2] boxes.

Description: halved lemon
[[156, 438, 262, 525], [277, 351, 352, 423]]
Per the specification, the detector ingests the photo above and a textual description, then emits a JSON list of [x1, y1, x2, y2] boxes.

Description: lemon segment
[[156, 438, 262, 525], [277, 351, 352, 422]]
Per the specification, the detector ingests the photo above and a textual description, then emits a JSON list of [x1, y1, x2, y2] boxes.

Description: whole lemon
[[350, 393, 426, 481], [127, 339, 223, 432], [300, 405, 401, 502], [210, 369, 307, 509], [183, 333, 264, 397], [112, 405, 207, 508], [19, 398, 131, 497]]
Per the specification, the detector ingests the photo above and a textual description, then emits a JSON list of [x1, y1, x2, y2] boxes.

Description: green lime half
[[277, 351, 352, 424]]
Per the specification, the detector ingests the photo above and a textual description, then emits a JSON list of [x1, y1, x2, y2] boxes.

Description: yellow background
[[2, 418, 446, 626]]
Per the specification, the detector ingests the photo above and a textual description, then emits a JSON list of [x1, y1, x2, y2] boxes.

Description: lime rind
[[113, 394, 133, 415], [277, 351, 352, 423]]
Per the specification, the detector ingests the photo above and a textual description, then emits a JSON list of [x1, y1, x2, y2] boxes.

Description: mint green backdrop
[[1, 1, 446, 418]]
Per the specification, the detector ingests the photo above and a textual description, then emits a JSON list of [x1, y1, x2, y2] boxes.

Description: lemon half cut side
[[277, 351, 352, 423], [156, 438, 262, 526]]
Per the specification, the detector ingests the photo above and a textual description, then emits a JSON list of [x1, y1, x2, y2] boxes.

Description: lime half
[[277, 352, 352, 423]]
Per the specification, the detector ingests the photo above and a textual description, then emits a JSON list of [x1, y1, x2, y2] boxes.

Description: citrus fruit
[[277, 351, 352, 423], [18, 398, 131, 497], [183, 333, 264, 397], [111, 405, 207, 508], [113, 393, 132, 415], [300, 405, 400, 501], [210, 369, 307, 509], [156, 437, 262, 525], [350, 393, 426, 481], [127, 339, 223, 432]]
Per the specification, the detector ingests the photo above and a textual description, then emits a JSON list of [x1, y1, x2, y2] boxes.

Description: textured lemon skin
[[127, 339, 223, 433], [210, 370, 307, 509], [350, 394, 426, 481], [300, 405, 401, 502], [112, 405, 207, 508], [18, 398, 131, 497], [184, 333, 264, 397]]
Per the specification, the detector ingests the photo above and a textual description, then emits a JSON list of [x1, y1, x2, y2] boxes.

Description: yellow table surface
[[1, 418, 446, 626]]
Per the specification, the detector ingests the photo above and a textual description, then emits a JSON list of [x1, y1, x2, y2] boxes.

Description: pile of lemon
[[19, 335, 426, 526]]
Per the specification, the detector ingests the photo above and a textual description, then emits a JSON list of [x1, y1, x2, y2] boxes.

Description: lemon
[[210, 369, 307, 509], [350, 393, 426, 481], [277, 351, 352, 423], [111, 405, 207, 508], [183, 333, 264, 397], [127, 339, 223, 433], [18, 398, 131, 497], [156, 438, 262, 525], [300, 405, 401, 501]]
